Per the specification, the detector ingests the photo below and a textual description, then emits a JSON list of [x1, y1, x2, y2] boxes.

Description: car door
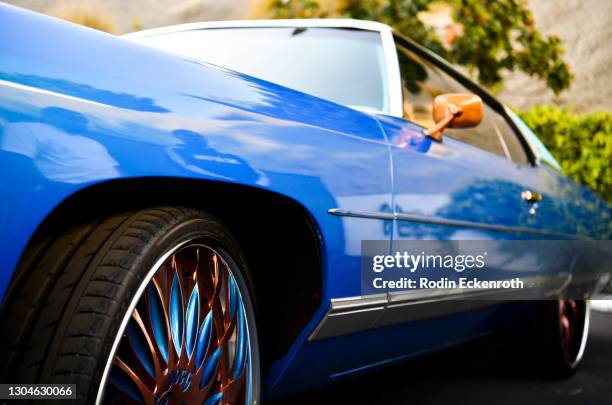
[[373, 38, 578, 331], [506, 108, 612, 240]]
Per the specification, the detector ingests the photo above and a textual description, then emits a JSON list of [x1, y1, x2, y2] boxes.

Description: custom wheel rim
[[102, 242, 252, 405], [558, 299, 589, 366]]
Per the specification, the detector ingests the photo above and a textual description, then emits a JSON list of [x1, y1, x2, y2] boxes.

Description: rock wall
[[3, 0, 250, 34], [497, 0, 612, 112]]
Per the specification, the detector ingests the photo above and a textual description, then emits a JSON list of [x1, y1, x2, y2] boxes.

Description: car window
[[134, 27, 389, 113], [492, 113, 529, 165], [395, 44, 507, 159], [507, 108, 561, 170]]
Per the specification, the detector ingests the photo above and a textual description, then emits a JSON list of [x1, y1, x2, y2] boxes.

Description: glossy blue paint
[[149, 283, 170, 363], [185, 285, 200, 359], [170, 272, 185, 355], [0, 3, 610, 400], [196, 311, 214, 369], [0, 3, 392, 306], [0, 4, 391, 396], [267, 303, 528, 398], [202, 348, 222, 388], [126, 320, 156, 378]]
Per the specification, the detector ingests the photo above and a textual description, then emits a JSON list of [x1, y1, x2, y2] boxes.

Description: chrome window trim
[[126, 19, 404, 118], [379, 26, 403, 117], [503, 104, 555, 170], [126, 19, 394, 39]]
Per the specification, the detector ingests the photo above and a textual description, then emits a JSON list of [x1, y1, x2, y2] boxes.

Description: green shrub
[[518, 106, 612, 202]]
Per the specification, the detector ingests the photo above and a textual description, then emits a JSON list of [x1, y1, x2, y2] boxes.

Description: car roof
[[125, 19, 393, 38]]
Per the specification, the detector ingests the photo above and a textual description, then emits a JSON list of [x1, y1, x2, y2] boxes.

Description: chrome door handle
[[521, 190, 542, 203], [521, 190, 542, 215]]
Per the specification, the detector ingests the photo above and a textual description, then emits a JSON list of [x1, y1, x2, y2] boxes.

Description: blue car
[[0, 4, 610, 404]]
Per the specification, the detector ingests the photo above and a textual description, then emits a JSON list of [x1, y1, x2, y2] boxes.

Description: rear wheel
[[1, 207, 260, 404], [557, 299, 590, 371], [526, 299, 590, 378]]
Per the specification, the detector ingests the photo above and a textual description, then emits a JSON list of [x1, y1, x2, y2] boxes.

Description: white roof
[[126, 19, 393, 38]]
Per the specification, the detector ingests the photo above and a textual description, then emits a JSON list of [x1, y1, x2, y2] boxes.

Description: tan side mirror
[[424, 93, 483, 141]]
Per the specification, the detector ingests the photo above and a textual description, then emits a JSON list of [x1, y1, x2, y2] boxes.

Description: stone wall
[[497, 0, 612, 112], [3, 0, 250, 34]]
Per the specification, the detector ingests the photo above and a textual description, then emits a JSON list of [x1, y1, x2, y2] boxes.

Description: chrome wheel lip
[[558, 298, 590, 369], [95, 238, 257, 405], [570, 299, 590, 369], [95, 238, 191, 405]]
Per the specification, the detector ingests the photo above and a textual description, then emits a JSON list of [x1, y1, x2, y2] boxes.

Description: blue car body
[[0, 3, 610, 399]]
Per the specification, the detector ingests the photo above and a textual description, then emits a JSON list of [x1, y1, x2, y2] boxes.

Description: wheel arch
[[5, 176, 324, 367]]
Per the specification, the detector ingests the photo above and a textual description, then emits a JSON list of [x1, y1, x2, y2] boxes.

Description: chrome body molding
[[309, 275, 569, 341], [308, 294, 388, 341], [328, 208, 395, 221], [328, 208, 587, 239]]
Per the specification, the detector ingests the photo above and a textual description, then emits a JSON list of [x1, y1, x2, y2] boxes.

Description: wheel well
[[10, 177, 323, 367]]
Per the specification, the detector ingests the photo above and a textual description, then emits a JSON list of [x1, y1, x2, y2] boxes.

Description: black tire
[[524, 299, 590, 378], [0, 206, 260, 404]]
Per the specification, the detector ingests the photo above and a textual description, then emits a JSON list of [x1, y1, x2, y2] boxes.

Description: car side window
[[492, 113, 529, 165], [395, 44, 508, 159]]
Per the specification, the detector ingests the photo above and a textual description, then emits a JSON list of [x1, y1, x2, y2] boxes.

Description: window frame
[[391, 33, 536, 166]]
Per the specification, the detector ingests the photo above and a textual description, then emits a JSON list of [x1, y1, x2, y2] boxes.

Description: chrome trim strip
[[328, 208, 394, 221], [330, 293, 388, 310], [328, 208, 585, 239], [309, 275, 569, 340], [380, 26, 403, 118], [394, 211, 554, 236], [308, 294, 387, 341]]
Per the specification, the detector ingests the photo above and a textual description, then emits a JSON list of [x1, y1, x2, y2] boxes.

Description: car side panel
[[0, 4, 394, 395]]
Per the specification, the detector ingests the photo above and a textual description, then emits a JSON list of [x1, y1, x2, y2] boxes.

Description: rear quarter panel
[[0, 4, 396, 394]]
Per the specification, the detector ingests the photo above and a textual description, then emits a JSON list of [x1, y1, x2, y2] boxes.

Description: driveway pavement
[[273, 309, 612, 405]]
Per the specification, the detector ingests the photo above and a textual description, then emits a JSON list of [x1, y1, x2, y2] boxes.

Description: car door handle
[[521, 190, 542, 215], [521, 190, 542, 203]]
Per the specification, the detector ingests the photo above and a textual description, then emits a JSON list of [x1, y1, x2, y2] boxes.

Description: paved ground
[[592, 298, 612, 314], [273, 310, 612, 405]]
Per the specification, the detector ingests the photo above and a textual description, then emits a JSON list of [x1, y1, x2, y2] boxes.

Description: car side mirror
[[424, 93, 483, 141]]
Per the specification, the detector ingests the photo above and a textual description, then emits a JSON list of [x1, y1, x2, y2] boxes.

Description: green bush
[[518, 106, 612, 202]]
